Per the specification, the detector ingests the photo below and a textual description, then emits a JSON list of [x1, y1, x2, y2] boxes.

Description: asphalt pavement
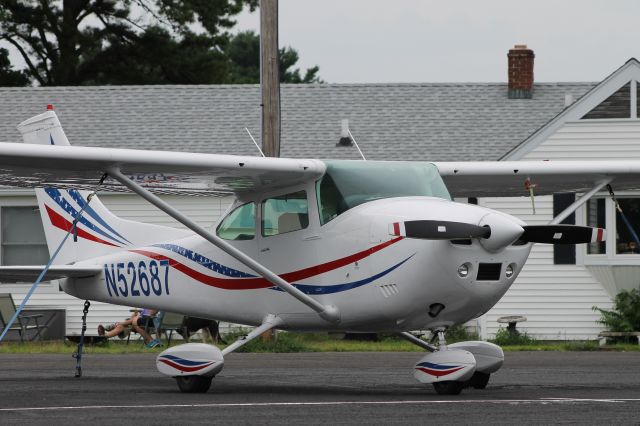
[[0, 351, 639, 425]]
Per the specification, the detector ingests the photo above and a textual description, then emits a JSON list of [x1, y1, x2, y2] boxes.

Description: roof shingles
[[0, 82, 594, 161]]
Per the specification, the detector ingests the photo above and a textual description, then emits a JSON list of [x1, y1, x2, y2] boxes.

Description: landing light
[[505, 263, 516, 278], [457, 263, 471, 278]]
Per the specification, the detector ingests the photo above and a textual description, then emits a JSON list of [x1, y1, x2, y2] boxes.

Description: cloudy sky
[[235, 0, 640, 84]]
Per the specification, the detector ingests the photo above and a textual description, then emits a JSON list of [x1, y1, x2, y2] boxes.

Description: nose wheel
[[176, 375, 213, 393], [432, 380, 465, 395]]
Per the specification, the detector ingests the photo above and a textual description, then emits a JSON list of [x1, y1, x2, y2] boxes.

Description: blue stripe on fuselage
[[153, 243, 256, 278], [272, 254, 415, 295]]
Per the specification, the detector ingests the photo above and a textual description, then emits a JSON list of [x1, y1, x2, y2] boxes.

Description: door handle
[[260, 247, 270, 252]]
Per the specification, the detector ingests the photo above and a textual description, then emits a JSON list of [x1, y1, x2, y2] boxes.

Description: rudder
[[18, 109, 191, 264]]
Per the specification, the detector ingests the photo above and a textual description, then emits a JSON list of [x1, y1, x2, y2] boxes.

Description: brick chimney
[[508, 45, 534, 99]]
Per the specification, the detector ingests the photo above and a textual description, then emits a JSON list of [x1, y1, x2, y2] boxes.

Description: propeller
[[519, 225, 605, 244], [390, 221, 605, 245], [390, 220, 491, 240]]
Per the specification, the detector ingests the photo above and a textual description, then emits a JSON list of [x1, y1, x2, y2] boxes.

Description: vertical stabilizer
[[17, 109, 190, 264]]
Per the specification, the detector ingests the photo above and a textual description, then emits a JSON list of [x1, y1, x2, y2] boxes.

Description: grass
[[1, 331, 639, 354]]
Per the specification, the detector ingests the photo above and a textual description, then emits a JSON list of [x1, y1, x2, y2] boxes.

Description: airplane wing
[[433, 161, 640, 197], [0, 142, 325, 196], [0, 266, 102, 283]]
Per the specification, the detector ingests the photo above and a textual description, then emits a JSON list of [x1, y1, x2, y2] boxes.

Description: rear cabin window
[[216, 203, 256, 240], [316, 160, 451, 225], [262, 191, 309, 236]]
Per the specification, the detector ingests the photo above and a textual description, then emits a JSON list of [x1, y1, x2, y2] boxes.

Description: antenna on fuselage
[[245, 127, 266, 157]]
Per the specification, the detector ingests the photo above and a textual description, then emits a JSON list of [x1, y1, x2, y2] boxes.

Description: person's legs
[[98, 313, 138, 338], [103, 323, 126, 338], [133, 317, 154, 344]]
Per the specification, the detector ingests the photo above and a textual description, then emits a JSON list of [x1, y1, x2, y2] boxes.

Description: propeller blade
[[390, 220, 491, 240], [520, 225, 606, 244]]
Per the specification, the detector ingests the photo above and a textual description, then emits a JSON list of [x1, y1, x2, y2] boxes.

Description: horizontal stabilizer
[[0, 266, 101, 283], [519, 225, 606, 244]]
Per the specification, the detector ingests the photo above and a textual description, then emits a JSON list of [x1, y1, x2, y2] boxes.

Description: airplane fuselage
[[62, 195, 531, 332]]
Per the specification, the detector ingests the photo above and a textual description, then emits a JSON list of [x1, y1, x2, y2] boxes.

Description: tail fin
[[18, 110, 191, 264]]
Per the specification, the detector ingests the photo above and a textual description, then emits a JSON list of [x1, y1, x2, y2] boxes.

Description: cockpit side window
[[262, 190, 309, 236], [216, 202, 256, 240]]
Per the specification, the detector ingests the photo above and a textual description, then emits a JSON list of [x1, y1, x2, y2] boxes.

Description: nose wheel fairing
[[411, 330, 505, 395]]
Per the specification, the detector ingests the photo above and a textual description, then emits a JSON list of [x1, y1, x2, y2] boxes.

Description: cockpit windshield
[[316, 160, 451, 225]]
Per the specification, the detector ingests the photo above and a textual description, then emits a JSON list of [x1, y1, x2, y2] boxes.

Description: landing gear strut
[[156, 316, 281, 393]]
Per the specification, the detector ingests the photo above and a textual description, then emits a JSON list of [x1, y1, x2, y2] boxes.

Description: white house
[[1, 47, 638, 340]]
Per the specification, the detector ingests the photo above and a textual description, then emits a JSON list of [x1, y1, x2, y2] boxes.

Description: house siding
[[521, 120, 640, 160], [478, 119, 640, 339]]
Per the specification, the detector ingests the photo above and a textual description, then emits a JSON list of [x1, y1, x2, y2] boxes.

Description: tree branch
[[39, 0, 61, 38], [0, 34, 45, 85]]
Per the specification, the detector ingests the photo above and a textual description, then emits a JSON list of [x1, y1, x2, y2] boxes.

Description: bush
[[490, 327, 536, 346], [445, 325, 480, 343], [593, 288, 640, 332]]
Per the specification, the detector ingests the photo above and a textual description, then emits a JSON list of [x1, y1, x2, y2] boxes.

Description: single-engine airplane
[[0, 109, 635, 395]]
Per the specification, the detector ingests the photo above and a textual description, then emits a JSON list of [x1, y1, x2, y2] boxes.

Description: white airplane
[[0, 109, 634, 395]]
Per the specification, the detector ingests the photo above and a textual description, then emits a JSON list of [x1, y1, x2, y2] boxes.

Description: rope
[[0, 174, 107, 343]]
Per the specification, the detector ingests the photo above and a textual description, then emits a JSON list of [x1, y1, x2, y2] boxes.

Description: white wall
[[478, 118, 640, 340], [478, 196, 612, 340], [521, 120, 640, 161]]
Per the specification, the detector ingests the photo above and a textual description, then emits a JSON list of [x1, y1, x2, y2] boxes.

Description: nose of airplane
[[477, 212, 525, 252]]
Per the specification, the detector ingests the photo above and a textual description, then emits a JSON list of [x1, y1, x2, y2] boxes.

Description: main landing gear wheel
[[432, 381, 465, 395], [468, 371, 490, 389], [176, 375, 213, 393]]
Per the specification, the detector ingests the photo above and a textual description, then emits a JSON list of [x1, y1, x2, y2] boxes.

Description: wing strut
[[549, 178, 612, 225], [107, 168, 341, 324]]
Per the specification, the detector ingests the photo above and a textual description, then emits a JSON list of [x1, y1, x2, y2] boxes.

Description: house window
[[583, 196, 640, 261], [262, 191, 308, 236], [614, 198, 640, 254], [1, 206, 49, 265], [586, 198, 606, 255]]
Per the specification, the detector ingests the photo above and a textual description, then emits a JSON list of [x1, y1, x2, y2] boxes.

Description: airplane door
[[258, 189, 319, 311]]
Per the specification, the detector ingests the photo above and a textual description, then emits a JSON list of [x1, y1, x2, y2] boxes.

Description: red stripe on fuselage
[[130, 236, 404, 290], [45, 205, 120, 247]]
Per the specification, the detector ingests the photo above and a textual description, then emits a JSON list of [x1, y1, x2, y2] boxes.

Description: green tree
[[0, 47, 28, 86], [226, 30, 322, 84], [0, 0, 257, 86]]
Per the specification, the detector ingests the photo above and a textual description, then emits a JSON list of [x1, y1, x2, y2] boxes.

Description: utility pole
[[259, 0, 280, 342], [260, 0, 280, 157]]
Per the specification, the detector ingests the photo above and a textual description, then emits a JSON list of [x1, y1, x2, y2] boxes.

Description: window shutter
[[553, 193, 576, 264]]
